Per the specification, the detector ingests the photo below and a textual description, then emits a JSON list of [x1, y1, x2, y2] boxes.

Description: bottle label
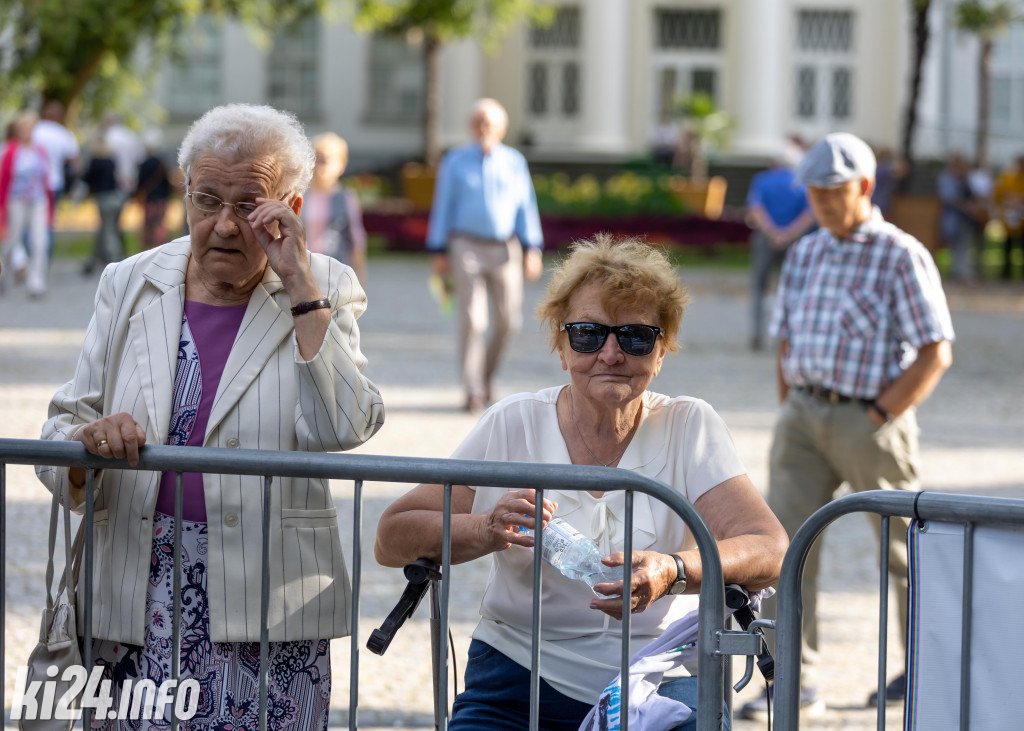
[[540, 520, 583, 566]]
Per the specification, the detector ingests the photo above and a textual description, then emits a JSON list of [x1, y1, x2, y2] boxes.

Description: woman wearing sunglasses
[[375, 234, 787, 730]]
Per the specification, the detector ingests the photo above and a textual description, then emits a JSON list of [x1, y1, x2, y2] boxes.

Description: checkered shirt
[[769, 208, 955, 399]]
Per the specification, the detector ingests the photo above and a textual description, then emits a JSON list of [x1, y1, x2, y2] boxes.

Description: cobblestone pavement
[[2, 255, 1022, 730]]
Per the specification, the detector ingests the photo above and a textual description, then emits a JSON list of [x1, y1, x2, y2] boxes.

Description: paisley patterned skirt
[[90, 513, 331, 730]]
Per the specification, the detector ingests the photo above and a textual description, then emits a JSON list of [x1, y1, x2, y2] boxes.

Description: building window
[[526, 6, 581, 121], [988, 24, 1024, 134], [364, 34, 425, 124], [167, 17, 222, 119], [797, 10, 853, 52], [531, 6, 581, 48], [655, 9, 721, 50], [529, 63, 549, 115], [650, 7, 724, 121], [267, 18, 319, 117], [793, 9, 855, 127]]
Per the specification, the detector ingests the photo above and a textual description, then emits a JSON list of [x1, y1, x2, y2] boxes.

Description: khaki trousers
[[762, 388, 920, 688], [449, 235, 523, 402]]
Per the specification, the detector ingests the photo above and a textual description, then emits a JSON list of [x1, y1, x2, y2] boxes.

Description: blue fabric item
[[656, 677, 732, 731], [745, 167, 809, 228], [426, 142, 543, 251], [449, 641, 729, 731]]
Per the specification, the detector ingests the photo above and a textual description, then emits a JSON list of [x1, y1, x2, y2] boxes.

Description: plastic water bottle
[[520, 517, 624, 597]]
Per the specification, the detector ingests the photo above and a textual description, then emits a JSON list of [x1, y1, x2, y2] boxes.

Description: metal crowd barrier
[[0, 438, 755, 731], [773, 490, 1024, 730]]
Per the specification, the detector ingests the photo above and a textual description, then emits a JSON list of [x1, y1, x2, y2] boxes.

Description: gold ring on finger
[[97, 440, 108, 448]]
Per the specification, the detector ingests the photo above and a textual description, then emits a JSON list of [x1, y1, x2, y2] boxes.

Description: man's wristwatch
[[865, 400, 893, 423], [667, 553, 687, 595]]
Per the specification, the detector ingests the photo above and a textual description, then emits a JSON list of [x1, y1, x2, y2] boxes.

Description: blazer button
[[226, 438, 240, 448], [224, 512, 239, 527]]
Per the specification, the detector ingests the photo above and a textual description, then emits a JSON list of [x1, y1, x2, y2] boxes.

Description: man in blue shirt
[[427, 98, 544, 411], [745, 146, 815, 351]]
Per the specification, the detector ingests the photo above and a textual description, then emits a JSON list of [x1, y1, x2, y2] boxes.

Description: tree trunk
[[423, 31, 442, 168], [901, 1, 931, 169], [977, 38, 992, 170]]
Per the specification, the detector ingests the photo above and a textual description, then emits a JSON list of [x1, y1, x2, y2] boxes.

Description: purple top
[[156, 300, 247, 521]]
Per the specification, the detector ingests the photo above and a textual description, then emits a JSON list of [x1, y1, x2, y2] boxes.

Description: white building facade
[[150, 1, 1024, 168]]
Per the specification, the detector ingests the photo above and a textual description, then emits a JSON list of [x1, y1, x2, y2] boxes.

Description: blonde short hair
[[537, 234, 689, 353], [313, 132, 349, 168]]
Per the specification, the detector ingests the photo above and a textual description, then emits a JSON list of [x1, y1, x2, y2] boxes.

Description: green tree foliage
[[953, 0, 1019, 168], [0, 0, 327, 125], [350, 0, 553, 166]]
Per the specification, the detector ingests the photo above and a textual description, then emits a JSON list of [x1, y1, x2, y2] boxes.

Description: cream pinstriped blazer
[[36, 238, 385, 645]]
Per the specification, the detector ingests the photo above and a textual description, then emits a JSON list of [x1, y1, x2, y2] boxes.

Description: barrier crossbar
[[0, 438, 736, 730], [773, 489, 1024, 730]]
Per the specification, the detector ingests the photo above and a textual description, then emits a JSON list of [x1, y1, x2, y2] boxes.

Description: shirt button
[[226, 438, 240, 448], [224, 513, 239, 527]]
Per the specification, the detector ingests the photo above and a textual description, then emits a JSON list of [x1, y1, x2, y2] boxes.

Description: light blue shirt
[[426, 142, 544, 251]]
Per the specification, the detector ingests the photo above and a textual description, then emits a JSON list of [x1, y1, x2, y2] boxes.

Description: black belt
[[796, 385, 873, 406]]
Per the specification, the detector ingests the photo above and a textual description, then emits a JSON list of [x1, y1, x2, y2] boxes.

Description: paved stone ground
[[1, 255, 1023, 730]]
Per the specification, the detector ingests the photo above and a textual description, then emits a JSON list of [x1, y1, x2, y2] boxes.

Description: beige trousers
[[449, 235, 523, 402], [762, 388, 920, 688]]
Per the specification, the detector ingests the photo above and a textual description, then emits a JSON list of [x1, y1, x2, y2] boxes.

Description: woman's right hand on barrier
[[74, 412, 147, 467], [479, 489, 558, 554]]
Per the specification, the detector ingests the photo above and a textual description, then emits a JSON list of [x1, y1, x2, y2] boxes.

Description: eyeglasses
[[185, 188, 260, 218], [560, 322, 663, 356]]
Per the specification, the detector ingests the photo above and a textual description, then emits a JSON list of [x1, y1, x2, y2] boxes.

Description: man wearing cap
[[739, 133, 955, 721]]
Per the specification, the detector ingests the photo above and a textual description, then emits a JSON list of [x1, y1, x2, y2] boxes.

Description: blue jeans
[[449, 640, 730, 730]]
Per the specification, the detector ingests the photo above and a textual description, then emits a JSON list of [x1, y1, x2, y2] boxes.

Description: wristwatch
[[668, 553, 687, 595]]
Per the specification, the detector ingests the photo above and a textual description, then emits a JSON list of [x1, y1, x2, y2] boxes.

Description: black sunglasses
[[560, 322, 663, 356]]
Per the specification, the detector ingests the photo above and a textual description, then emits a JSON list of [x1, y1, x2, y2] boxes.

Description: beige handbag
[[18, 481, 84, 731]]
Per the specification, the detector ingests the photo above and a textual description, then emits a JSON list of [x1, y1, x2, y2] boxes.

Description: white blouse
[[452, 385, 747, 703]]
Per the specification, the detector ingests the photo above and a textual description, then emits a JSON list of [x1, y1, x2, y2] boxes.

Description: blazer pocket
[[281, 506, 350, 639], [281, 507, 339, 529]]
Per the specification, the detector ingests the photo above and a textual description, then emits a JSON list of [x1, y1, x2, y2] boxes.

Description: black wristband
[[865, 400, 892, 423], [290, 298, 331, 317]]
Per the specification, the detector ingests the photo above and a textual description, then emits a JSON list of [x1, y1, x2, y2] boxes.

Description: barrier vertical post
[[621, 490, 633, 731], [171, 472, 184, 731], [876, 516, 890, 730], [529, 488, 545, 731], [83, 468, 95, 728], [350, 479, 364, 730], [1, 462, 5, 718], [439, 484, 453, 730], [960, 522, 975, 730], [259, 475, 272, 731]]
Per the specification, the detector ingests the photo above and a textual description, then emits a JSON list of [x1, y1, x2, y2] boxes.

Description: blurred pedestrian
[[82, 137, 124, 272], [0, 110, 51, 297], [32, 100, 81, 255], [937, 152, 985, 282], [992, 154, 1024, 280], [745, 143, 815, 351], [427, 98, 544, 412], [739, 133, 955, 721], [870, 147, 906, 218], [135, 128, 172, 250], [301, 132, 367, 287]]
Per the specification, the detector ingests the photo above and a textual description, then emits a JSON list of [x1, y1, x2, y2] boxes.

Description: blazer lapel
[[129, 242, 190, 444], [204, 271, 293, 442]]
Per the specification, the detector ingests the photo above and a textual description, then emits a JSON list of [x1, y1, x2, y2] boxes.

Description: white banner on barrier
[[906, 519, 1024, 730]]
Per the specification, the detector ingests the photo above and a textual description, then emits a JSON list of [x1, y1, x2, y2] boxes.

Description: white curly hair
[[177, 104, 315, 195]]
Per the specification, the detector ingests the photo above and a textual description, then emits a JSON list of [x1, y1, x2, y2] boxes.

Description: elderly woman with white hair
[[36, 103, 385, 728]]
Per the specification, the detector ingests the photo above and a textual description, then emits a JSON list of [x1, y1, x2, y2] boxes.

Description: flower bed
[[362, 209, 751, 253]]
